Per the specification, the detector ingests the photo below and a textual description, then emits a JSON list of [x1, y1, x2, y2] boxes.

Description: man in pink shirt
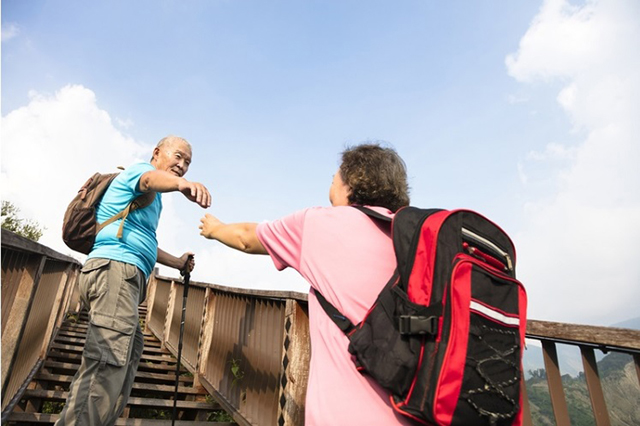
[[200, 143, 413, 425]]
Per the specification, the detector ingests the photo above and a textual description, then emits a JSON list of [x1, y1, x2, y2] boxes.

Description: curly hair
[[339, 143, 410, 212]]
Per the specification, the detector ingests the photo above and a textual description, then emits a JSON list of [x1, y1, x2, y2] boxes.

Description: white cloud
[[507, 93, 530, 105], [1, 84, 308, 292], [115, 117, 135, 129], [526, 143, 577, 162], [507, 0, 640, 325], [1, 22, 19, 42], [2, 85, 150, 254]]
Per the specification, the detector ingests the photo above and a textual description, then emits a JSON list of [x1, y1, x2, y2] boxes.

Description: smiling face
[[151, 137, 192, 177]]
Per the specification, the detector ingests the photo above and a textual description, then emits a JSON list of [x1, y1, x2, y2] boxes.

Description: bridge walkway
[[4, 305, 235, 426]]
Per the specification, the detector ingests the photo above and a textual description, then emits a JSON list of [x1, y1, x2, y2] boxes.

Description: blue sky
[[2, 0, 639, 327]]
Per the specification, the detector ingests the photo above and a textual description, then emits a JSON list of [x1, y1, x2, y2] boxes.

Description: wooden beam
[[528, 320, 640, 351], [1, 229, 80, 265]]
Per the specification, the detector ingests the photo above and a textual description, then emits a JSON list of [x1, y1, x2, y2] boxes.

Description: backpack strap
[[315, 290, 356, 335], [97, 191, 157, 238], [352, 205, 392, 223]]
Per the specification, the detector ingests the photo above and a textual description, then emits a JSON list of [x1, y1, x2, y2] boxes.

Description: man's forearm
[[139, 170, 185, 193], [157, 248, 185, 270]]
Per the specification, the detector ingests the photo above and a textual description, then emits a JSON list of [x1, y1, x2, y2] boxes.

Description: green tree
[[1, 201, 45, 241]]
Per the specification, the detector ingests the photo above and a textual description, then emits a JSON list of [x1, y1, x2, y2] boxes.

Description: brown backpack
[[62, 170, 156, 254]]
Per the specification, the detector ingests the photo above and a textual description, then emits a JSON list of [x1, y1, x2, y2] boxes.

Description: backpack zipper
[[461, 228, 513, 272]]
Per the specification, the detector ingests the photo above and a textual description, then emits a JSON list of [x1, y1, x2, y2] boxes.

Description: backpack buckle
[[398, 315, 439, 336]]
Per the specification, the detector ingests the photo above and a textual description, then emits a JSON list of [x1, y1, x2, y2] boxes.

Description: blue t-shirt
[[88, 162, 162, 278]]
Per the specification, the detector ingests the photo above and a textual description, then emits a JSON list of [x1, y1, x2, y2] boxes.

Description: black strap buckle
[[398, 315, 439, 336]]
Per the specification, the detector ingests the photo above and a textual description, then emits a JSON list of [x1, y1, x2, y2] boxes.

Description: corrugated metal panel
[[1, 250, 31, 332], [148, 278, 171, 338], [2, 260, 65, 410], [203, 291, 285, 426], [167, 283, 206, 372]]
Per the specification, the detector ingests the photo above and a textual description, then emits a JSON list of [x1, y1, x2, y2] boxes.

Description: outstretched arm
[[139, 170, 211, 208], [199, 213, 267, 255]]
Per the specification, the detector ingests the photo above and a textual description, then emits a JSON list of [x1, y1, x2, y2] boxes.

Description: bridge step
[[33, 372, 207, 395], [48, 344, 179, 364], [53, 335, 168, 354], [22, 389, 219, 411], [4, 307, 236, 425], [42, 359, 193, 384], [6, 413, 236, 425]]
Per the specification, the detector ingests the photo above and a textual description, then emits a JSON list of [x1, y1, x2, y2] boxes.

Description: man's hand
[[179, 252, 195, 273], [199, 213, 223, 239], [178, 180, 211, 208]]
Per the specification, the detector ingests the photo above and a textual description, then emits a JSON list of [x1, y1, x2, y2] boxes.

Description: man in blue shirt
[[56, 135, 211, 426]]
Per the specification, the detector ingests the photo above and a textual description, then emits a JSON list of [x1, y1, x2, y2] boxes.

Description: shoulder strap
[[315, 290, 356, 335], [352, 205, 392, 223], [97, 191, 157, 238]]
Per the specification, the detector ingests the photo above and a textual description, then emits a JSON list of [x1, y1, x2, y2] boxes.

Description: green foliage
[[528, 368, 546, 380], [1, 200, 45, 241], [42, 401, 65, 414], [229, 358, 244, 388], [208, 409, 235, 422], [128, 406, 171, 419]]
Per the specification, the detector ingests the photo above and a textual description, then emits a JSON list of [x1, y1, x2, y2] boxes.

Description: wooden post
[[39, 268, 70, 359], [163, 280, 178, 350], [145, 273, 158, 334], [541, 340, 571, 426], [195, 287, 215, 390], [56, 266, 80, 330], [580, 346, 611, 426], [520, 378, 533, 426], [276, 299, 310, 426]]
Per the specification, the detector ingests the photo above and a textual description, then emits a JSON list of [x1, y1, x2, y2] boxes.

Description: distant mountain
[[523, 342, 584, 378], [525, 352, 640, 426], [611, 316, 640, 330]]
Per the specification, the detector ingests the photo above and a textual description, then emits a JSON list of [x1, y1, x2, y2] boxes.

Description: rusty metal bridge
[[2, 228, 640, 425]]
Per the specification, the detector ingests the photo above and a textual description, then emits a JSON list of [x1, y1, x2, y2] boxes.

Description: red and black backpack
[[316, 206, 527, 426]]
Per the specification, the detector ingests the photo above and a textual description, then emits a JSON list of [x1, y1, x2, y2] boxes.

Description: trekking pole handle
[[180, 254, 194, 278]]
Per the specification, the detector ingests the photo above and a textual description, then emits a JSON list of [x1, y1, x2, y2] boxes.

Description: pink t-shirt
[[256, 206, 413, 426]]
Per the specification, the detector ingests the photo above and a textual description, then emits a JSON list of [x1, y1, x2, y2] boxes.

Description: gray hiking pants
[[55, 258, 147, 426]]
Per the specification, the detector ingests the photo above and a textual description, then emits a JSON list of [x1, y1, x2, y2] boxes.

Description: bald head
[[150, 135, 193, 177], [155, 135, 191, 152]]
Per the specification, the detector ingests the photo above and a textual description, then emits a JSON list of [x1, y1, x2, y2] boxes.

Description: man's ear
[[151, 147, 160, 163]]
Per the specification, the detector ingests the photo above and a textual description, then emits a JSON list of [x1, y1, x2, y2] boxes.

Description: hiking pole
[[172, 255, 193, 426]]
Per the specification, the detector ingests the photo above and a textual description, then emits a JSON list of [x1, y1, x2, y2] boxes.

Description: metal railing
[[523, 320, 640, 426], [1, 229, 81, 413], [146, 273, 640, 426], [2, 231, 639, 425], [145, 273, 309, 426]]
